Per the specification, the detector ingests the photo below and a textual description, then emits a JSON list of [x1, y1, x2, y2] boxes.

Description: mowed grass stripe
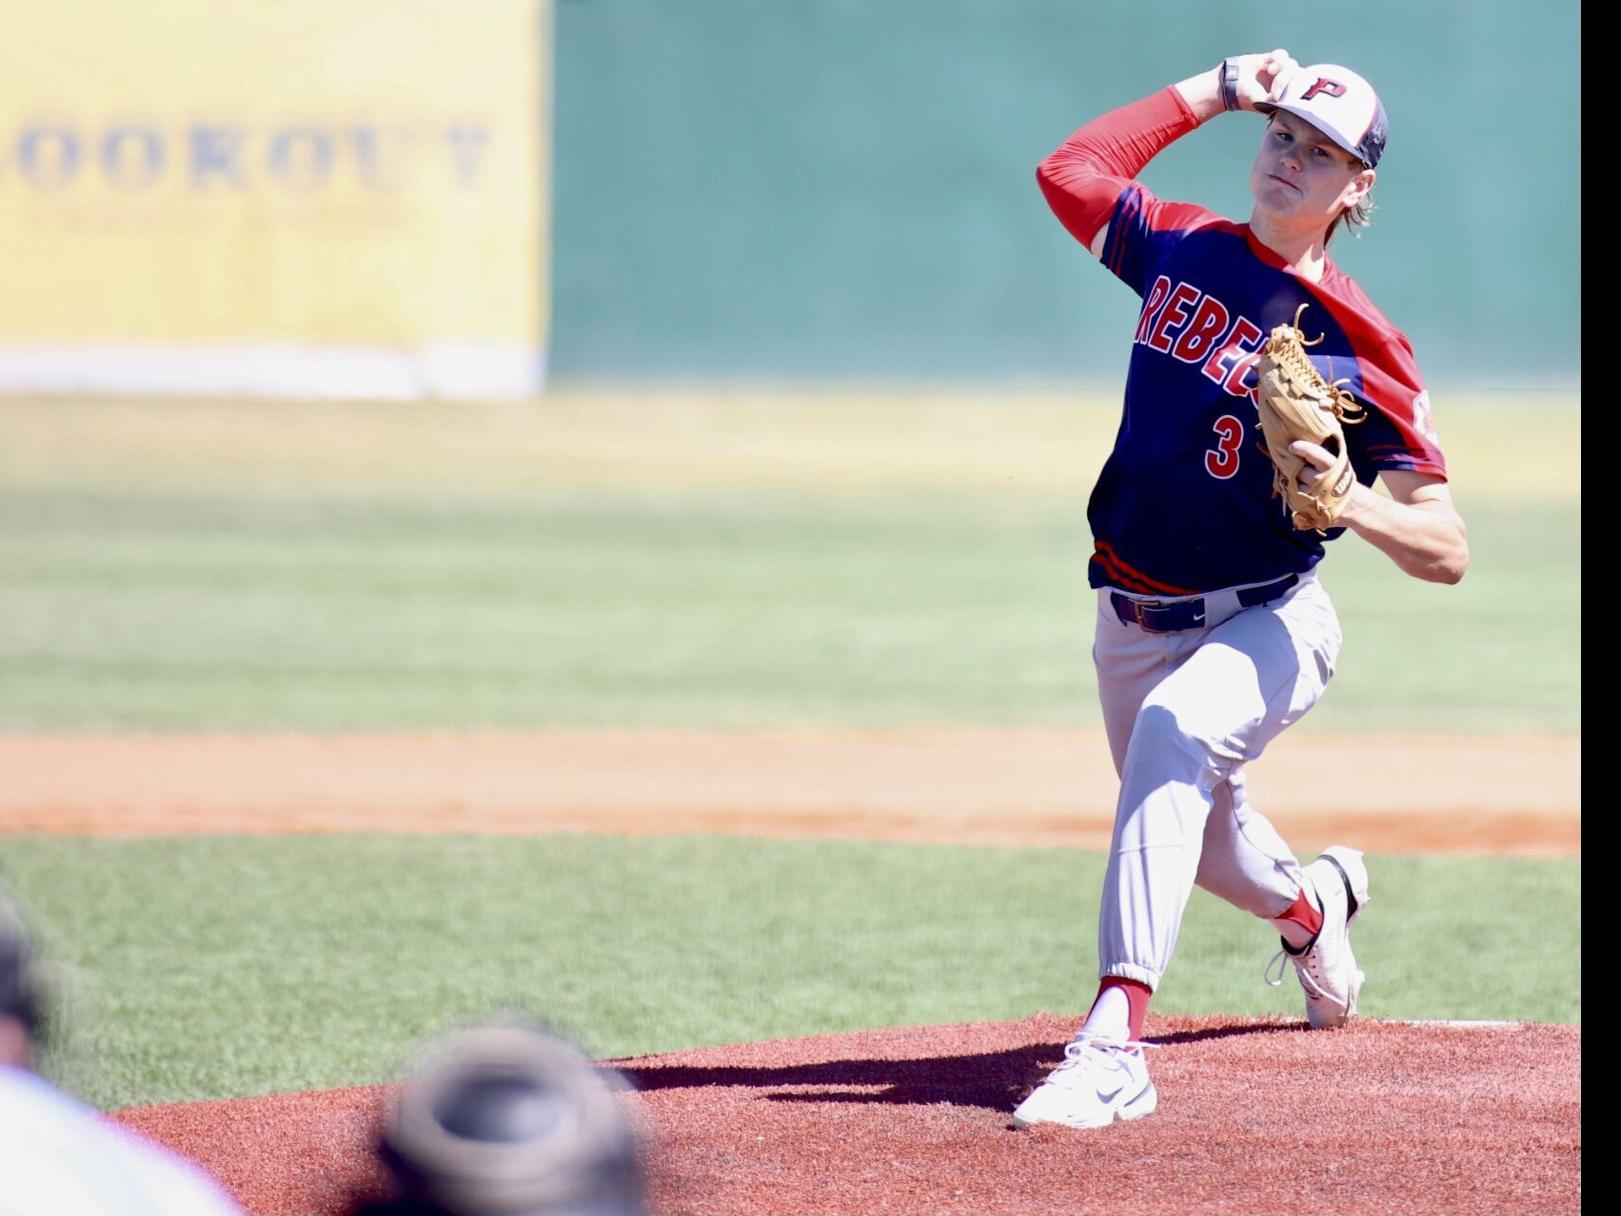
[[0, 835, 1581, 1111], [0, 390, 1580, 504], [0, 486, 1578, 733]]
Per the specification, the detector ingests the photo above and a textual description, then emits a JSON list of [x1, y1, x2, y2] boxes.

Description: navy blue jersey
[[1086, 186, 1444, 595], [1038, 89, 1447, 597]]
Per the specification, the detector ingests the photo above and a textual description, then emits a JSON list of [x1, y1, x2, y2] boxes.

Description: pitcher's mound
[[113, 1013, 1579, 1216]]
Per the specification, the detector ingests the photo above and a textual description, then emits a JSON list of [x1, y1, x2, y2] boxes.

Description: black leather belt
[[1111, 574, 1299, 633]]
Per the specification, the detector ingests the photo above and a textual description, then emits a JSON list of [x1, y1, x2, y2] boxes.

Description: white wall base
[[0, 344, 546, 401]]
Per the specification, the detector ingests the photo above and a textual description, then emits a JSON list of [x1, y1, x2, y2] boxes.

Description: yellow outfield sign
[[0, 0, 549, 398]]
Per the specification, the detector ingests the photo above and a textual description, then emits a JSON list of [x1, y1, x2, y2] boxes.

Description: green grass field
[[0, 835, 1581, 1111], [0, 391, 1582, 734], [0, 389, 1582, 1113]]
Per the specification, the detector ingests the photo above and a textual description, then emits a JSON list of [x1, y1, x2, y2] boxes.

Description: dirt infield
[[0, 729, 1581, 854], [112, 1013, 1580, 1216]]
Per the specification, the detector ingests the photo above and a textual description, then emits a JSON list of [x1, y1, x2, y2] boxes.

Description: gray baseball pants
[[1091, 571, 1343, 990]]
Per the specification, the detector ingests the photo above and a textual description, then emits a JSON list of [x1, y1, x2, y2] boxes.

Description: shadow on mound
[[113, 1012, 1579, 1216], [622, 1041, 1047, 1111], [620, 1019, 1301, 1113]]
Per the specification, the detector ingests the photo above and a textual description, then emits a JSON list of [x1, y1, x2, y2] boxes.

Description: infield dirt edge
[[111, 1012, 1581, 1216], [0, 729, 1580, 856]]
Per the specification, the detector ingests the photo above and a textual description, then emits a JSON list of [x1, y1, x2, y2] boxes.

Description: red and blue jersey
[[1039, 88, 1446, 596]]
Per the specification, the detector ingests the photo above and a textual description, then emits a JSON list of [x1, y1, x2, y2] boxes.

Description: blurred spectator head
[[0, 883, 45, 1068], [374, 1021, 645, 1216]]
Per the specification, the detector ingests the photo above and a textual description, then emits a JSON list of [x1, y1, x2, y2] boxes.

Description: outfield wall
[[550, 1, 1579, 382], [0, 2, 1577, 393], [0, 0, 549, 399]]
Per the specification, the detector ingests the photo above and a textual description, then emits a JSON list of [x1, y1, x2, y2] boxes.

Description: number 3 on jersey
[[1205, 415, 1244, 479]]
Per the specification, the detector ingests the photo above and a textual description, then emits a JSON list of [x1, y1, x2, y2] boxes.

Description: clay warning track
[[113, 1013, 1580, 1216]]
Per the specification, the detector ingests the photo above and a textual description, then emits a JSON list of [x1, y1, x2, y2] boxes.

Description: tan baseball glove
[[1251, 303, 1367, 533]]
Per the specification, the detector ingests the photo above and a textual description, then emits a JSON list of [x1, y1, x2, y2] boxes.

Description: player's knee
[[1122, 703, 1225, 776]]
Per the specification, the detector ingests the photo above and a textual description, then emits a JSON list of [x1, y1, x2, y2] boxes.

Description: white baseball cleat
[[1266, 845, 1371, 1029], [1011, 1034, 1157, 1130]]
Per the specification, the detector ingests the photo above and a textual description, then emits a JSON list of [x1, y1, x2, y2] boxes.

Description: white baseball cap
[[1255, 64, 1388, 169]]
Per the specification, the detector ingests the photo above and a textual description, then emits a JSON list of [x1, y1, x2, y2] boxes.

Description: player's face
[[1250, 112, 1374, 234]]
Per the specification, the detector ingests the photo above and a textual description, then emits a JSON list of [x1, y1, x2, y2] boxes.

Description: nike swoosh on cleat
[[1095, 1085, 1124, 1103], [1322, 851, 1361, 920]]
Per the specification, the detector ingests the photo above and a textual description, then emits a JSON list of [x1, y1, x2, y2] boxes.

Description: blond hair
[[1326, 189, 1374, 246]]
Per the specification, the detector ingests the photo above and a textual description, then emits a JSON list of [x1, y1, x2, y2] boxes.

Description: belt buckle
[[1131, 598, 1164, 629]]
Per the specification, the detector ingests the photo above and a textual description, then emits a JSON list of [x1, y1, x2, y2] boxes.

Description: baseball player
[[0, 881, 244, 1214], [1011, 50, 1468, 1130]]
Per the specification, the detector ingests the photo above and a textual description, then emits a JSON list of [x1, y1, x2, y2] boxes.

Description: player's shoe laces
[[1010, 1033, 1158, 1130], [1265, 845, 1371, 1029]]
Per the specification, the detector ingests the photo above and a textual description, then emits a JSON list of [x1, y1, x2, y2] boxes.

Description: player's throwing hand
[[1289, 440, 1344, 495], [1225, 48, 1301, 111]]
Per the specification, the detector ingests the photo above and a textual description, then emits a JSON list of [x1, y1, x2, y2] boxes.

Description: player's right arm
[[1037, 51, 1300, 258]]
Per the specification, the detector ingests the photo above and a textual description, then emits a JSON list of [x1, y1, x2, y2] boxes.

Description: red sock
[[1089, 977, 1152, 1040], [1274, 887, 1324, 948]]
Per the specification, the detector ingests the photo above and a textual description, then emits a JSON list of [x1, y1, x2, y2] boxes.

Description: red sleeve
[[1035, 85, 1203, 248], [1355, 331, 1448, 478], [1309, 273, 1448, 480]]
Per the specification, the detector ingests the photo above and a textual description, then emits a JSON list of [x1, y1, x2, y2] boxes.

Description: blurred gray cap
[[382, 1023, 646, 1216]]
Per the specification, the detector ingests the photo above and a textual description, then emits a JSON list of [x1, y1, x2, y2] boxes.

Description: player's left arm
[[1291, 443, 1469, 584]]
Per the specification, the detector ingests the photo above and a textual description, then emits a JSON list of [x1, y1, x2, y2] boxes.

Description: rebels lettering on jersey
[[1088, 187, 1444, 592], [1133, 274, 1264, 396]]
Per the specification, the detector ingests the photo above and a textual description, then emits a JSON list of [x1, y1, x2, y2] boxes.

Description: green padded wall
[[550, 1, 1578, 381]]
